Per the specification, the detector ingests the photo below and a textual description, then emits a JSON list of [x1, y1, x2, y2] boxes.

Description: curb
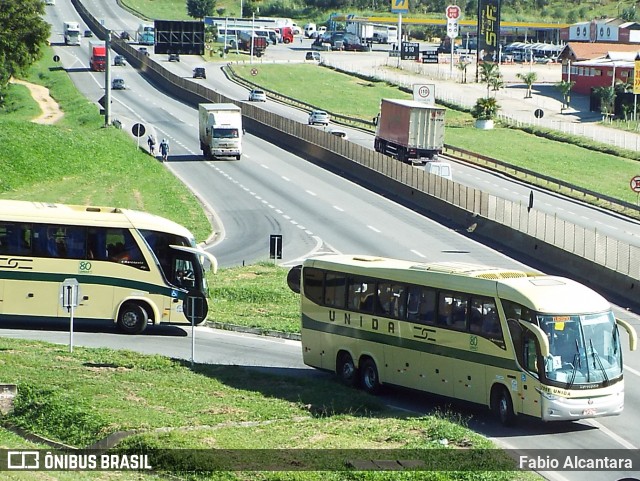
[[204, 321, 301, 341]]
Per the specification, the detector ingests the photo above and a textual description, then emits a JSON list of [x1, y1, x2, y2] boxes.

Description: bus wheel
[[336, 352, 357, 387], [117, 302, 148, 335], [359, 358, 381, 395], [493, 386, 516, 427]]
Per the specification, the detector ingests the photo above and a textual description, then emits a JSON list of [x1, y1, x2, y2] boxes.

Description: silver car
[[249, 89, 267, 102], [308, 110, 330, 125], [111, 78, 126, 90]]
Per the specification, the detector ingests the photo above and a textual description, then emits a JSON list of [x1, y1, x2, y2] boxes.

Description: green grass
[[0, 47, 212, 242], [230, 63, 640, 206], [208, 263, 301, 333], [0, 336, 537, 480]]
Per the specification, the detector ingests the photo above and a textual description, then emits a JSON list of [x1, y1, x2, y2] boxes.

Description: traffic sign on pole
[[630, 175, 640, 193], [446, 5, 461, 39]]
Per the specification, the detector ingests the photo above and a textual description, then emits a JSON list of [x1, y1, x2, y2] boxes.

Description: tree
[[478, 61, 501, 97], [455, 59, 471, 84], [471, 96, 500, 121], [593, 86, 616, 120], [187, 0, 216, 19], [516, 72, 537, 98], [555, 79, 575, 110], [0, 0, 50, 105]]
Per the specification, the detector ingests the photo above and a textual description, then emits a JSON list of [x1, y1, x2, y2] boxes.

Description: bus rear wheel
[[492, 386, 516, 427], [336, 352, 357, 387], [359, 358, 381, 395], [117, 302, 149, 335]]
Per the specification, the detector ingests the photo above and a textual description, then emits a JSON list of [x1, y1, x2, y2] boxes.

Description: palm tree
[[593, 85, 616, 120], [471, 96, 500, 121], [479, 61, 501, 97], [555, 80, 575, 110], [488, 75, 505, 92], [516, 72, 538, 98], [455, 59, 472, 84]]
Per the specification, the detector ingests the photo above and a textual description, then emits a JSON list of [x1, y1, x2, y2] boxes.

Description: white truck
[[63, 21, 81, 46], [199, 103, 243, 160], [373, 98, 446, 165], [346, 22, 374, 43]]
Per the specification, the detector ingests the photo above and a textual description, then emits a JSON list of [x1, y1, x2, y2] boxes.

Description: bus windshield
[[539, 312, 622, 387]]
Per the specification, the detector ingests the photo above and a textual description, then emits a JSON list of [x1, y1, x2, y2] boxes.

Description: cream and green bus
[[0, 200, 216, 334], [287, 255, 637, 425]]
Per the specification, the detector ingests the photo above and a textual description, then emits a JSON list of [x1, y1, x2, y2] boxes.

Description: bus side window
[[407, 286, 436, 324], [302, 267, 324, 305], [325, 272, 346, 308]]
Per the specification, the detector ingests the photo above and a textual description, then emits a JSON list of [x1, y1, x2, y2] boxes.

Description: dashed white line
[[367, 225, 381, 233], [333, 206, 344, 211], [411, 250, 427, 258], [306, 190, 317, 196], [282, 176, 290, 182]]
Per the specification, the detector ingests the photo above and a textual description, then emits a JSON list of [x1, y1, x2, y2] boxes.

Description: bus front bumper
[[539, 384, 624, 421]]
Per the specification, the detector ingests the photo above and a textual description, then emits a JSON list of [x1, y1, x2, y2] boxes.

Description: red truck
[[275, 26, 294, 44], [374, 98, 446, 164], [89, 40, 106, 71], [238, 31, 268, 57]]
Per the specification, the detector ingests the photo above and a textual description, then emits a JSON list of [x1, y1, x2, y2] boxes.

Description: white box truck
[[199, 103, 243, 160], [346, 22, 374, 43], [373, 98, 445, 165], [63, 21, 81, 45]]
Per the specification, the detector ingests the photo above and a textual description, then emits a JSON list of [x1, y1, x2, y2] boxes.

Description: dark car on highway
[[193, 67, 206, 79], [113, 55, 125, 66]]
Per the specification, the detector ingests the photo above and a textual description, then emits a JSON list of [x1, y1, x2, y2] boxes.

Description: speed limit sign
[[413, 83, 435, 105], [630, 175, 640, 193]]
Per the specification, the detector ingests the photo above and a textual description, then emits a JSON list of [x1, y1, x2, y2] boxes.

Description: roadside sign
[[446, 5, 461, 39], [634, 58, 640, 95], [401, 42, 419, 60], [413, 84, 435, 105], [446, 4, 461, 19], [630, 175, 640, 193], [391, 0, 409, 14], [251, 68, 258, 76], [534, 109, 544, 119], [53, 55, 60, 62], [269, 234, 282, 260], [60, 278, 79, 310], [132, 123, 146, 137], [421, 50, 439, 64]]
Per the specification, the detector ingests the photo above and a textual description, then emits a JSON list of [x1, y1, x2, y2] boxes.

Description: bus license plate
[[583, 408, 596, 416]]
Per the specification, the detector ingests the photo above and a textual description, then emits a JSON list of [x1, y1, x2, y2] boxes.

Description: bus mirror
[[616, 318, 637, 351], [287, 265, 302, 293], [520, 320, 549, 357], [170, 245, 218, 273]]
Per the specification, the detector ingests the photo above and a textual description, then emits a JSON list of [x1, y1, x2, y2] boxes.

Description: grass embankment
[[0, 49, 537, 480], [0, 48, 211, 242]]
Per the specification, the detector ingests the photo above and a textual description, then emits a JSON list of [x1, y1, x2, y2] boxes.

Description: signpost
[[413, 84, 435, 105], [446, 5, 461, 78], [634, 55, 640, 121], [631, 175, 640, 205], [60, 278, 79, 353], [269, 234, 283, 261]]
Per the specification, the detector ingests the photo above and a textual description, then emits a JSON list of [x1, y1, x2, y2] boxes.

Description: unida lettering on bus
[[327, 310, 396, 334]]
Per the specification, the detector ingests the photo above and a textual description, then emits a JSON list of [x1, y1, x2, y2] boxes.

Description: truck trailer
[[88, 40, 106, 71], [199, 104, 243, 160], [63, 21, 81, 45], [374, 98, 445, 164], [346, 22, 374, 43]]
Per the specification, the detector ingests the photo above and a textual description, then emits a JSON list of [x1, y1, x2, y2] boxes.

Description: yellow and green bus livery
[[287, 255, 637, 425], [0, 200, 216, 334]]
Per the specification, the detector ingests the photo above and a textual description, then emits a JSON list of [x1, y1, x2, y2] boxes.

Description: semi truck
[[63, 21, 81, 45], [346, 22, 374, 43], [373, 99, 445, 164], [199, 104, 243, 160], [88, 40, 106, 71], [136, 23, 155, 45], [237, 31, 268, 56]]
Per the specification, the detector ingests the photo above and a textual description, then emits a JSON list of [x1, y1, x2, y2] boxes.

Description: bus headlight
[[537, 389, 559, 401]]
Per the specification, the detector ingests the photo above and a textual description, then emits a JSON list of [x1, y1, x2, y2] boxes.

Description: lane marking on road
[[583, 418, 637, 449], [333, 206, 344, 211], [367, 225, 381, 233], [411, 250, 427, 258], [306, 190, 317, 196]]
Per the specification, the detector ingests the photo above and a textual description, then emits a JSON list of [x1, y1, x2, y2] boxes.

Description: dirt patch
[[10, 78, 64, 125]]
